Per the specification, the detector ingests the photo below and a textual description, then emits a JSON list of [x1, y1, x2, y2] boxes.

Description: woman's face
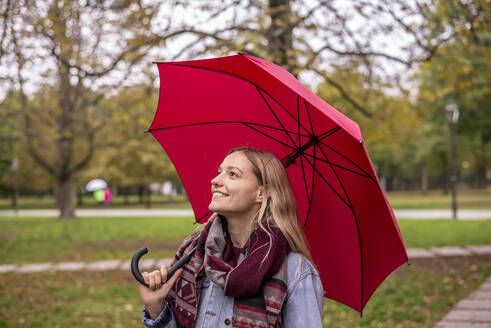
[[209, 151, 263, 217]]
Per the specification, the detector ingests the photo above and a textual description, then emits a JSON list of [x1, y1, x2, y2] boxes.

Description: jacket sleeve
[[142, 303, 178, 328], [282, 271, 324, 327]]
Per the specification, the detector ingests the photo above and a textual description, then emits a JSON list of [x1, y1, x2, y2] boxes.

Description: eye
[[229, 171, 238, 177]]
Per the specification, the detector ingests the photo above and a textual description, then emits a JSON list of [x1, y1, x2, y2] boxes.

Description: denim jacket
[[142, 252, 324, 328]]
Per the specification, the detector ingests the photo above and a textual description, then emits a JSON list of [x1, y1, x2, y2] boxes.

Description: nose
[[211, 172, 223, 187]]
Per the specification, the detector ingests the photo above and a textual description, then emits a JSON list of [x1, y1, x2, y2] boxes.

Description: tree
[[1, 0, 170, 218], [416, 0, 490, 188], [77, 84, 179, 205], [156, 1, 458, 118]]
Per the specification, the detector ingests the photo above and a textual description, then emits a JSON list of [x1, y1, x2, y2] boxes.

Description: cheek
[[232, 184, 259, 205]]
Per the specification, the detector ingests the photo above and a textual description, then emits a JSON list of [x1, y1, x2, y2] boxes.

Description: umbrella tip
[[144, 129, 149, 133], [407, 260, 411, 266]]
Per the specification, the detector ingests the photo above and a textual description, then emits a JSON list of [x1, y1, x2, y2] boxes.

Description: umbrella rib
[[317, 144, 364, 312], [302, 142, 317, 228], [280, 127, 372, 180], [256, 87, 299, 149], [282, 126, 372, 180], [148, 121, 310, 138], [281, 126, 340, 167], [300, 154, 352, 210], [318, 126, 342, 140], [317, 144, 353, 209], [297, 94, 313, 215], [298, 148, 312, 214], [302, 153, 372, 179], [317, 138, 377, 185], [299, 150, 311, 209], [242, 123, 297, 150], [304, 99, 316, 135], [297, 95, 302, 161], [161, 62, 313, 136]]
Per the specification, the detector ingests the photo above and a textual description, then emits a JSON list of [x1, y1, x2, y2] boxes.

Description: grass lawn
[[1, 217, 491, 265], [397, 219, 491, 248], [0, 256, 489, 327], [0, 194, 192, 210], [386, 189, 491, 210], [1, 189, 490, 210], [0, 216, 197, 265], [1, 216, 491, 327]]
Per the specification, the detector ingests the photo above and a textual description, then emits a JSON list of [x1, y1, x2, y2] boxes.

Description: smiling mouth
[[212, 191, 228, 199]]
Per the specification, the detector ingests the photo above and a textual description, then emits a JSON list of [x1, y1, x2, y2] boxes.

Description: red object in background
[[148, 53, 408, 313]]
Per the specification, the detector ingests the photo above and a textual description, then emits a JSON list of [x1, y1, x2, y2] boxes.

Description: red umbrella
[[146, 53, 408, 313]]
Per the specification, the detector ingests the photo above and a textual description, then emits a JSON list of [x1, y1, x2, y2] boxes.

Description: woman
[[139, 147, 324, 327]]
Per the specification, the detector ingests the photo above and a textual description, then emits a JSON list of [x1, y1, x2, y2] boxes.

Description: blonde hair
[[228, 146, 314, 264]]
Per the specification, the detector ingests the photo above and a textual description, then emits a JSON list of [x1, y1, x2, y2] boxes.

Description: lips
[[212, 190, 228, 198]]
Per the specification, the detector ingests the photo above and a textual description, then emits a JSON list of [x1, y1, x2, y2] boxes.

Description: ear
[[256, 186, 265, 203]]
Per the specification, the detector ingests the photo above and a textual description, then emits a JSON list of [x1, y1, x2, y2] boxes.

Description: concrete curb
[[2, 245, 490, 274]]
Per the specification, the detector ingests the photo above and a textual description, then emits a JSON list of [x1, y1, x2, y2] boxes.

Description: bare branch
[[312, 68, 373, 118]]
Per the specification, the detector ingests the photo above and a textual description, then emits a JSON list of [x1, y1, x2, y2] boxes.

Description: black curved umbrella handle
[[131, 246, 198, 288], [131, 247, 150, 287]]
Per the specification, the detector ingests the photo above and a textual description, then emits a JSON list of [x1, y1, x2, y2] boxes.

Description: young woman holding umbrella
[[138, 147, 324, 327]]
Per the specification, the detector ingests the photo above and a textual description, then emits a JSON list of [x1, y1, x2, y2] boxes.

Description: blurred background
[[0, 0, 489, 327]]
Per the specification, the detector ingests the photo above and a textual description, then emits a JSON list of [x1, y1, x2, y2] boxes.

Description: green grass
[[1, 216, 491, 265], [0, 257, 489, 327], [1, 215, 491, 327], [0, 216, 196, 264], [0, 194, 192, 210], [398, 219, 491, 248], [1, 189, 489, 210], [386, 189, 491, 209], [322, 257, 491, 327]]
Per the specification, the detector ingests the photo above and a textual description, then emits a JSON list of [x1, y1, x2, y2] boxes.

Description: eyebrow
[[219, 165, 243, 174]]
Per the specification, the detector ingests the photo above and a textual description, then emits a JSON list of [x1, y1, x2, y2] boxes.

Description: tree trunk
[[476, 165, 487, 189], [420, 160, 428, 195], [58, 178, 76, 219], [267, 0, 294, 71], [77, 187, 83, 206], [146, 186, 151, 209], [124, 188, 129, 205], [138, 185, 144, 204]]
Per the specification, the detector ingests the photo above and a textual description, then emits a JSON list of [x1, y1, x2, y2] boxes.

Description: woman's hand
[[139, 265, 183, 319]]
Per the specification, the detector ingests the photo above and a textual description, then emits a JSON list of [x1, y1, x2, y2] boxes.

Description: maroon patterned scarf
[[165, 215, 290, 328]]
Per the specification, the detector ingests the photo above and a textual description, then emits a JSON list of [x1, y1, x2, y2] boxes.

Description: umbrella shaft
[[283, 136, 319, 168]]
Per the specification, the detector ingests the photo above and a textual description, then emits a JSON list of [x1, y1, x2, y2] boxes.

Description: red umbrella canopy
[[148, 53, 408, 313]]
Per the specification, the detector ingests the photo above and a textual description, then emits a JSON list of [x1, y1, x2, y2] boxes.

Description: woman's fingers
[[166, 268, 183, 288], [148, 270, 155, 289], [160, 265, 168, 283], [154, 269, 162, 287], [149, 269, 163, 290], [141, 265, 182, 292], [142, 271, 149, 285]]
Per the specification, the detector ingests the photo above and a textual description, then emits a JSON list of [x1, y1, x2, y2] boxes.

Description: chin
[[208, 202, 221, 213]]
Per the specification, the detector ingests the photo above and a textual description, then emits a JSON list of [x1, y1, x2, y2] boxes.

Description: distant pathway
[[1, 209, 491, 219]]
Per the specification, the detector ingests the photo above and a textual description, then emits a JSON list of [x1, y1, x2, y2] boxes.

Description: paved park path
[[434, 275, 491, 328], [1, 208, 491, 219]]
